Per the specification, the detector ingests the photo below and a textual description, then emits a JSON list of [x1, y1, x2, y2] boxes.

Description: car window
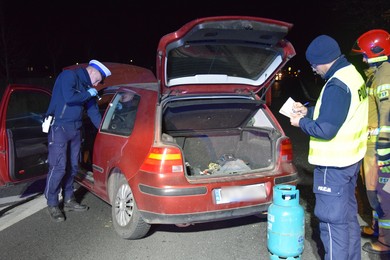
[[166, 44, 280, 87], [6, 90, 50, 129], [246, 108, 274, 128], [97, 93, 115, 117], [101, 91, 140, 136]]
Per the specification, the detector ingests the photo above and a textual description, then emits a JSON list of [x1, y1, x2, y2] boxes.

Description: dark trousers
[[313, 161, 361, 260], [377, 169, 390, 245], [45, 125, 81, 207]]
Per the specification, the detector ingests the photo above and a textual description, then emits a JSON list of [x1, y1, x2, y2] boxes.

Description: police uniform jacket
[[46, 68, 101, 129]]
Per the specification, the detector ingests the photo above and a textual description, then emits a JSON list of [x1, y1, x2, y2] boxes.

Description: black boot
[[64, 198, 88, 212], [47, 206, 65, 222], [361, 217, 379, 238], [361, 225, 379, 238]]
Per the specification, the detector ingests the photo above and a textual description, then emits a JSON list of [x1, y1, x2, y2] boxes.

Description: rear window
[[167, 44, 279, 83]]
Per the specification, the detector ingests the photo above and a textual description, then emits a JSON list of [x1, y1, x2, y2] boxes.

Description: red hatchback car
[[0, 16, 297, 239]]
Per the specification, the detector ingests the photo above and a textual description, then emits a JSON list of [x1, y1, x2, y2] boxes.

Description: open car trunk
[[161, 96, 281, 177]]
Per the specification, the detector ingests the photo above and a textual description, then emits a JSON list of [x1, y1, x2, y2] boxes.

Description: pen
[[303, 102, 310, 107]]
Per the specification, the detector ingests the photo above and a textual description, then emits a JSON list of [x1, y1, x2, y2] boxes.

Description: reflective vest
[[309, 65, 368, 167]]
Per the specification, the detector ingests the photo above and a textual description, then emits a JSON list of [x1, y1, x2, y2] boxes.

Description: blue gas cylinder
[[267, 184, 305, 260]]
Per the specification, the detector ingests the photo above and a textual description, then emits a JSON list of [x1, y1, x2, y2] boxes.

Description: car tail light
[[280, 138, 293, 162], [140, 146, 184, 174]]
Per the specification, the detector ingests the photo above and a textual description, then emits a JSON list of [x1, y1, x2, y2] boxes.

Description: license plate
[[213, 183, 266, 204]]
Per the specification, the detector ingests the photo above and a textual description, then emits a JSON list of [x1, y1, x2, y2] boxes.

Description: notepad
[[279, 97, 296, 118]]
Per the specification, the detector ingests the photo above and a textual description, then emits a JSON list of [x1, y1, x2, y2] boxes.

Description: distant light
[[275, 72, 283, 81]]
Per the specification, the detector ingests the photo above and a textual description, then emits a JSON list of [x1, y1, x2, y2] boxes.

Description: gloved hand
[[116, 103, 123, 110], [377, 140, 390, 173], [87, 88, 98, 97]]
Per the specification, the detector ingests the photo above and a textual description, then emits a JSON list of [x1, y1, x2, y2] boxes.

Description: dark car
[[0, 16, 297, 240]]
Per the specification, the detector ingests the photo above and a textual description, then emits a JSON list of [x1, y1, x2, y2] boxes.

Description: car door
[[0, 84, 51, 186]]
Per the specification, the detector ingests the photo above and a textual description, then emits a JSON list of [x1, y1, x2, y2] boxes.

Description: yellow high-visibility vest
[[309, 64, 368, 167]]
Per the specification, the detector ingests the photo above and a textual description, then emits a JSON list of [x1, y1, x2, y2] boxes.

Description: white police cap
[[89, 59, 112, 78]]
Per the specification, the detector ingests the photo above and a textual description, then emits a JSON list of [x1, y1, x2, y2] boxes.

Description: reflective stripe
[[377, 148, 390, 156], [378, 219, 390, 229], [367, 56, 389, 63], [376, 84, 390, 92], [378, 166, 390, 173], [380, 126, 390, 133]]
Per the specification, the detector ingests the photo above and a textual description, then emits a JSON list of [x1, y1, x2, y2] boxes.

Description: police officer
[[290, 35, 368, 260], [44, 60, 111, 222], [352, 29, 390, 255]]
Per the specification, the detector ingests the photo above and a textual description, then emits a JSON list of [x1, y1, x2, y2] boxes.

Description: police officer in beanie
[[44, 60, 111, 222], [290, 35, 368, 260]]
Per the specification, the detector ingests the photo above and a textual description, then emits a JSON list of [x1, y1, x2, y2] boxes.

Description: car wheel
[[111, 174, 151, 239]]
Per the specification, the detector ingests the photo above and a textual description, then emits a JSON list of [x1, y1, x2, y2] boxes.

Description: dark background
[[0, 0, 389, 83]]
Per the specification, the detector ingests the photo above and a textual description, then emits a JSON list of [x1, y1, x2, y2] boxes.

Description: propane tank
[[267, 184, 305, 260]]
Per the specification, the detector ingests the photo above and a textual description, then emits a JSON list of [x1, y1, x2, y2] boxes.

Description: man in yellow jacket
[[291, 35, 368, 260]]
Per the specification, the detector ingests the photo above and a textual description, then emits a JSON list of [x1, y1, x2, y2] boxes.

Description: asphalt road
[[0, 77, 384, 260]]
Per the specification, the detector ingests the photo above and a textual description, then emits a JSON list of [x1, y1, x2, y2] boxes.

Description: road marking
[[0, 194, 38, 207], [0, 194, 47, 232]]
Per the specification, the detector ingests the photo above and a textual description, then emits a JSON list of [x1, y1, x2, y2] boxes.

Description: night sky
[[1, 0, 388, 77]]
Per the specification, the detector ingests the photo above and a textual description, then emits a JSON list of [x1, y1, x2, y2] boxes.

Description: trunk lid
[[156, 16, 295, 96]]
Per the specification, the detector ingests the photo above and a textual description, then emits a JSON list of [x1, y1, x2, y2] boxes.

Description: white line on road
[[0, 194, 47, 232], [0, 194, 39, 206]]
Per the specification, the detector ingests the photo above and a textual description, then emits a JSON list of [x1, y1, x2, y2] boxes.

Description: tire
[[111, 174, 151, 239]]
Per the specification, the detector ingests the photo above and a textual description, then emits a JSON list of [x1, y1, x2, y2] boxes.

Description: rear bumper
[[136, 172, 297, 224], [138, 173, 298, 197], [140, 203, 271, 224]]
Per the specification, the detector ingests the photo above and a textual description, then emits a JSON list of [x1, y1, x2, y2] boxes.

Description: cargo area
[[161, 97, 281, 177]]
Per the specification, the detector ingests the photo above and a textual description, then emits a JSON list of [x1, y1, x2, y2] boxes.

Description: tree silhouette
[[0, 0, 29, 85], [326, 0, 390, 37]]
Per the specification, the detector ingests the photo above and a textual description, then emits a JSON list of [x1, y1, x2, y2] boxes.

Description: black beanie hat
[[306, 35, 341, 65]]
